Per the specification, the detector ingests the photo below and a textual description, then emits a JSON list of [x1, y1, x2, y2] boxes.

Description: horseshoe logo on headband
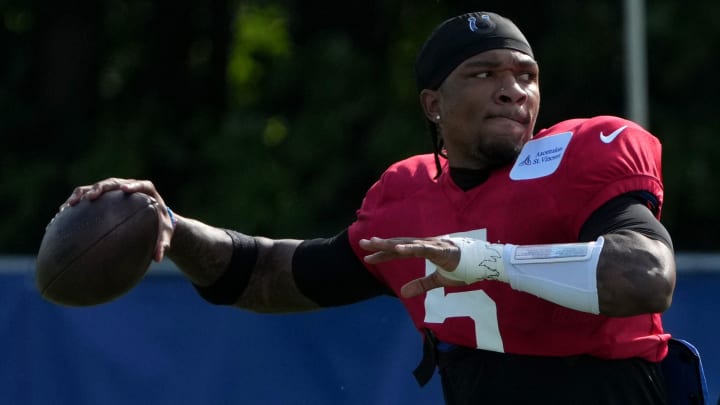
[[468, 14, 495, 33]]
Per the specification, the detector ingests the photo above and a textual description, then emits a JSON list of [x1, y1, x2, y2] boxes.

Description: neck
[[449, 166, 491, 191]]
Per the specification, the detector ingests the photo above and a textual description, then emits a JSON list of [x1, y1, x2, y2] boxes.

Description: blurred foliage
[[1, 0, 718, 253]]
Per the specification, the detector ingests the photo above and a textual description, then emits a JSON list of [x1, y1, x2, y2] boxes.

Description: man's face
[[422, 49, 540, 170]]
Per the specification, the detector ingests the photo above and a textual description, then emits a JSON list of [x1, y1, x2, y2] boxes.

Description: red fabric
[[348, 115, 669, 361]]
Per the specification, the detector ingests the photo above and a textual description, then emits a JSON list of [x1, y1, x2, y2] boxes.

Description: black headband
[[415, 12, 534, 92]]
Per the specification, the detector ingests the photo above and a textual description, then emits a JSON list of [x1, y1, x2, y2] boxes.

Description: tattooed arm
[[167, 215, 320, 313]]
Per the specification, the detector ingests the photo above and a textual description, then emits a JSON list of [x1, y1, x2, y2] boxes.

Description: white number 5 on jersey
[[423, 229, 504, 352]]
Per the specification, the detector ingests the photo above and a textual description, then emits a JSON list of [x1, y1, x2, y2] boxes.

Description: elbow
[[632, 251, 677, 314], [601, 268, 675, 317], [643, 263, 676, 313], [645, 242, 677, 313], [599, 235, 677, 317], [642, 277, 674, 313]]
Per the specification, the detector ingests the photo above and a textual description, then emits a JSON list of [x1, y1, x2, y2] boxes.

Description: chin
[[479, 142, 522, 168]]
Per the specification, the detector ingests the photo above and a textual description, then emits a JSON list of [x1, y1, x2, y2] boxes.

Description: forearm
[[456, 230, 676, 317], [166, 215, 320, 313], [234, 237, 321, 313], [166, 215, 234, 286], [381, 228, 676, 317], [597, 230, 676, 317]]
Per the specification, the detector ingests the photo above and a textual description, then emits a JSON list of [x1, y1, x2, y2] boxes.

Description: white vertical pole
[[624, 0, 649, 127]]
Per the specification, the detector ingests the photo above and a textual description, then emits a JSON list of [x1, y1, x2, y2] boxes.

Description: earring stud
[[435, 115, 441, 121]]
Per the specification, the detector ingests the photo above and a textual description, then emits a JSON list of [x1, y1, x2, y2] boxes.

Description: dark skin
[[64, 49, 676, 317], [421, 50, 540, 170]]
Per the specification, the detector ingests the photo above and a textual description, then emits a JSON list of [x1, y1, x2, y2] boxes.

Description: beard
[[476, 138, 524, 169]]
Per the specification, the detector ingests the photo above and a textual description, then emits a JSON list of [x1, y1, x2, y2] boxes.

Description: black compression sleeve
[[292, 229, 394, 307], [578, 192, 673, 249], [192, 229, 258, 305]]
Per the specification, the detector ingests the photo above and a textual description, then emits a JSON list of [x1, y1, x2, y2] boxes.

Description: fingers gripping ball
[[36, 190, 159, 306]]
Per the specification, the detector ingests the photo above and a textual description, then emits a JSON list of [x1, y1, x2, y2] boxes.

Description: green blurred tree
[[1, 0, 719, 253]]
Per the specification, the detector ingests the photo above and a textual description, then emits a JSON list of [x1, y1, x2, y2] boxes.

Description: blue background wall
[[1, 256, 717, 405]]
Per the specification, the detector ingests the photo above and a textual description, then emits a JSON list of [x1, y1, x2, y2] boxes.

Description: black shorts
[[437, 346, 667, 405]]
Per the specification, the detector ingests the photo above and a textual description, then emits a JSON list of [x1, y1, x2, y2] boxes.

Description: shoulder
[[355, 154, 439, 215], [537, 115, 660, 147], [529, 115, 662, 173], [534, 115, 663, 173], [377, 154, 440, 190], [348, 154, 440, 253], [528, 116, 665, 230], [384, 154, 439, 176]]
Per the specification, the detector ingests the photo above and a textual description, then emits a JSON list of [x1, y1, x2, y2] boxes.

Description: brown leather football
[[36, 190, 158, 306]]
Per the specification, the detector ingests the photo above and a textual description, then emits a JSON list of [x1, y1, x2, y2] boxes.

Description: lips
[[487, 112, 530, 125]]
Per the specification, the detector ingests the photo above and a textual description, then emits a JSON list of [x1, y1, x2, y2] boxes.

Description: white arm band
[[441, 237, 605, 314]]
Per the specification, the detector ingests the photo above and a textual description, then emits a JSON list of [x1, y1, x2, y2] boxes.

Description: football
[[36, 190, 159, 306]]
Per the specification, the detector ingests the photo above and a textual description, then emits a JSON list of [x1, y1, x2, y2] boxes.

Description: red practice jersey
[[348, 115, 670, 362]]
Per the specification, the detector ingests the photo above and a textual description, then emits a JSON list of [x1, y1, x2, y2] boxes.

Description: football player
[[66, 11, 675, 404]]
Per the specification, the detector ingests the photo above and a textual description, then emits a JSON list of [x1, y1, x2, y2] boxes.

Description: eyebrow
[[462, 58, 538, 70]]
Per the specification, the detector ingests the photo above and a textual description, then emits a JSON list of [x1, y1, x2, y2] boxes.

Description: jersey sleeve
[[292, 229, 394, 307], [347, 155, 438, 280], [561, 116, 664, 234], [346, 170, 392, 284], [578, 192, 673, 248]]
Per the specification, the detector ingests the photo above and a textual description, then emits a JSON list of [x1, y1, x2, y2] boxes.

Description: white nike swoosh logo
[[599, 125, 628, 143]]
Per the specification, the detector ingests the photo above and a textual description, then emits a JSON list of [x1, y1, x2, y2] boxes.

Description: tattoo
[[596, 230, 675, 317], [234, 237, 320, 313], [167, 217, 234, 286]]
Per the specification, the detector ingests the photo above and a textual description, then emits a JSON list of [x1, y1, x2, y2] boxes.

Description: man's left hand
[[359, 237, 464, 298]]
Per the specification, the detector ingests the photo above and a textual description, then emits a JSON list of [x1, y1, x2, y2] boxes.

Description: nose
[[495, 82, 527, 105]]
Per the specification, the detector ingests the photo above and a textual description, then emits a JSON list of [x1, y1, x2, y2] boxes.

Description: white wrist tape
[[438, 238, 509, 283], [444, 237, 605, 314]]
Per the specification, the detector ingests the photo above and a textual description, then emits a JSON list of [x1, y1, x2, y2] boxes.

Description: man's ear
[[420, 89, 441, 123]]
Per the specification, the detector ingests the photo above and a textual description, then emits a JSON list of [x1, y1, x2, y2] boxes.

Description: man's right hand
[[63, 178, 176, 262]]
